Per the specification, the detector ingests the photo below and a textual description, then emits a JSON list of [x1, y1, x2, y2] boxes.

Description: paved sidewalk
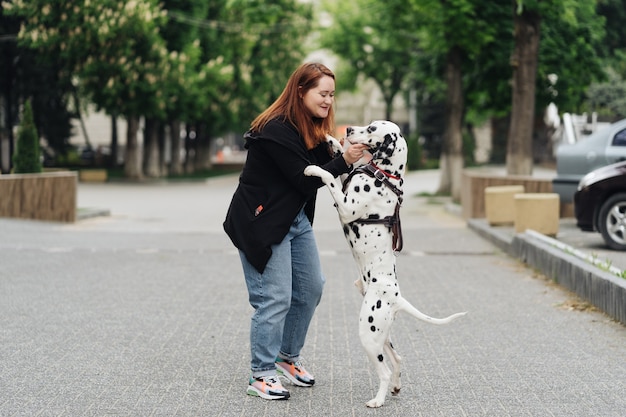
[[1, 171, 625, 417]]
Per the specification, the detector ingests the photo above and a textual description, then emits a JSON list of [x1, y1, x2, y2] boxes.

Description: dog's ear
[[371, 133, 396, 160]]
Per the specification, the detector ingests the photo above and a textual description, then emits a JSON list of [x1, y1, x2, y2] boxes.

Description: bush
[[406, 133, 423, 171], [12, 100, 42, 174]]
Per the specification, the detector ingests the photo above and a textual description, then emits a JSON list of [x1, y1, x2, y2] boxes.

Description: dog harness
[[342, 161, 404, 252]]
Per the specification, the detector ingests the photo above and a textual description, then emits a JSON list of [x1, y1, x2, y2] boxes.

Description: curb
[[77, 207, 111, 220], [468, 218, 626, 326]]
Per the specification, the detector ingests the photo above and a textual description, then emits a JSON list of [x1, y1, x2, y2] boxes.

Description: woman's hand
[[343, 143, 369, 165]]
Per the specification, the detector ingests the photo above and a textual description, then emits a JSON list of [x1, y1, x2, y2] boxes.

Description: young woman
[[223, 62, 367, 400]]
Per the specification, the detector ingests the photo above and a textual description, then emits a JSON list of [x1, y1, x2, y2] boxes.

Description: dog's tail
[[397, 296, 467, 324]]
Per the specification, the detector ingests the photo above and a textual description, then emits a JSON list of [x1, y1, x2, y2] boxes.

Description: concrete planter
[[461, 170, 571, 219], [79, 169, 108, 182], [0, 171, 78, 222], [484, 185, 525, 226]]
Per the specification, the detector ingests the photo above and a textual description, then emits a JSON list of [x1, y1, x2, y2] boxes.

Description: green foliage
[[537, 0, 606, 112], [406, 133, 423, 171], [584, 68, 626, 121], [225, 0, 314, 128], [320, 0, 419, 117], [13, 100, 42, 174], [2, 0, 617, 174], [0, 5, 74, 158], [6, 0, 170, 120], [462, 129, 476, 167], [596, 0, 626, 60]]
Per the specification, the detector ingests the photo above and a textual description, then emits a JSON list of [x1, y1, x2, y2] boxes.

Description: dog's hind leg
[[384, 336, 402, 396], [359, 295, 394, 408]]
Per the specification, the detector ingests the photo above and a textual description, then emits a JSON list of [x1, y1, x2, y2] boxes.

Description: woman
[[223, 62, 367, 400]]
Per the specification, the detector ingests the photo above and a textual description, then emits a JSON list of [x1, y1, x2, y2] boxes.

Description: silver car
[[553, 118, 626, 203]]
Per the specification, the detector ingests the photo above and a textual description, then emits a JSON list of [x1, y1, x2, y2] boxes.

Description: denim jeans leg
[[240, 240, 292, 377], [279, 210, 326, 361]]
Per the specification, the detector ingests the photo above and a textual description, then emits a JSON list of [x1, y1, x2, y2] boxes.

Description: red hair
[[250, 63, 336, 150]]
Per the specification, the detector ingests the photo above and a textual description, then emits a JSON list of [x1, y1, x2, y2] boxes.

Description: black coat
[[223, 118, 350, 273]]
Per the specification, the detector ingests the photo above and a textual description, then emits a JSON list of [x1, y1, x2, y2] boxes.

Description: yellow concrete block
[[484, 185, 525, 225], [514, 193, 560, 236], [79, 169, 107, 182]]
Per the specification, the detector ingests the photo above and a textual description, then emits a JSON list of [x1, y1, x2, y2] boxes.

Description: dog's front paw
[[304, 165, 323, 177], [304, 165, 334, 185]]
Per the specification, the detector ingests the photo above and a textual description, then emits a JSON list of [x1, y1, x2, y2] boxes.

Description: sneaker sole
[[247, 385, 290, 400], [276, 367, 315, 387]]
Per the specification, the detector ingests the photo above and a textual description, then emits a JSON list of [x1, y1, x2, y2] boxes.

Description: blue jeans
[[240, 208, 325, 378]]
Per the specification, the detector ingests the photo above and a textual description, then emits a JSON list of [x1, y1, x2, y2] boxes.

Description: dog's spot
[[353, 185, 360, 192], [364, 184, 371, 192], [370, 325, 376, 332], [372, 277, 377, 283], [368, 316, 374, 323], [377, 354, 384, 362], [376, 300, 382, 309]]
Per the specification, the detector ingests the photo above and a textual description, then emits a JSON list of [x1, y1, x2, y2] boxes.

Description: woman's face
[[302, 75, 335, 119]]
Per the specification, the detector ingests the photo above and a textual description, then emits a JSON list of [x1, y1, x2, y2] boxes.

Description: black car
[[574, 160, 626, 250]]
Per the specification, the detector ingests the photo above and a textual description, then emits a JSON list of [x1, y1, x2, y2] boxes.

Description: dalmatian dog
[[305, 120, 466, 408]]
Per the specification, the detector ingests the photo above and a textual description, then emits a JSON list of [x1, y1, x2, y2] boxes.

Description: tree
[[6, 0, 317, 178], [323, 0, 506, 200], [0, 4, 74, 172], [12, 100, 41, 173], [6, 0, 177, 179], [320, 0, 418, 121], [583, 0, 626, 121], [152, 0, 209, 176], [411, 0, 499, 200], [225, 0, 315, 126], [506, 0, 605, 174], [506, 1, 541, 175]]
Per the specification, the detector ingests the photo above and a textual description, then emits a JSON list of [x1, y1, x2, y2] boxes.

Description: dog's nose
[[346, 127, 354, 136]]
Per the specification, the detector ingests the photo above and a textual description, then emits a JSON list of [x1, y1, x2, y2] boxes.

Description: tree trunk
[[184, 124, 195, 174], [143, 117, 160, 178], [109, 114, 118, 168], [158, 123, 166, 176], [437, 46, 464, 201], [1, 54, 15, 174], [72, 90, 91, 148], [506, 3, 541, 175], [194, 124, 212, 171], [124, 116, 142, 179], [169, 120, 183, 176], [383, 93, 393, 122]]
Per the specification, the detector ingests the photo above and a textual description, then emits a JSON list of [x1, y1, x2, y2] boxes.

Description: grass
[[560, 245, 626, 280]]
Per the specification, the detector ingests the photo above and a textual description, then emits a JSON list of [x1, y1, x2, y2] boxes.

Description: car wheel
[[598, 193, 626, 251]]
